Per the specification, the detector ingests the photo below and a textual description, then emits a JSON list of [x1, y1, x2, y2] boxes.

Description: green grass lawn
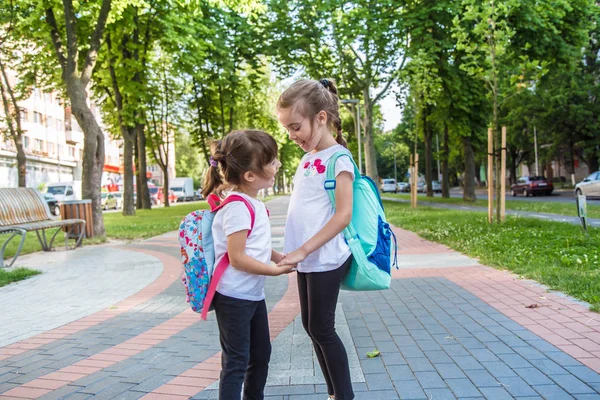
[[384, 200, 600, 311], [0, 267, 41, 288], [385, 192, 600, 219]]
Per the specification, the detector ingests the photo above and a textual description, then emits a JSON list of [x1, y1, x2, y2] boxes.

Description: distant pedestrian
[[277, 79, 355, 400], [202, 130, 295, 399]]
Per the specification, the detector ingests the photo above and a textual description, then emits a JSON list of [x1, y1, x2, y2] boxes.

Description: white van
[[45, 181, 82, 202]]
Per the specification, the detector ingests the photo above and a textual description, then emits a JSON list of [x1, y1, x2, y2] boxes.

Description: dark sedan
[[43, 193, 60, 215], [511, 176, 554, 196]]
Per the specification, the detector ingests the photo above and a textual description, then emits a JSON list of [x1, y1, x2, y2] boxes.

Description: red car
[[511, 176, 554, 196]]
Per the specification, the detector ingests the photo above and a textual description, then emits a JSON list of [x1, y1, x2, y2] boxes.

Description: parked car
[[43, 193, 60, 216], [105, 192, 123, 209], [381, 178, 397, 193], [397, 182, 409, 192], [417, 181, 426, 193], [511, 176, 554, 196], [575, 171, 600, 197], [101, 192, 109, 209], [149, 186, 160, 205], [157, 187, 177, 204], [431, 181, 442, 193]]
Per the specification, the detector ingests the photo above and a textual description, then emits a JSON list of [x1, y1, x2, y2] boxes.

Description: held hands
[[277, 248, 308, 268]]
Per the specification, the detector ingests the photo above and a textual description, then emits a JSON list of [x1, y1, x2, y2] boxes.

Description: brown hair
[[277, 78, 347, 147], [202, 130, 278, 198]]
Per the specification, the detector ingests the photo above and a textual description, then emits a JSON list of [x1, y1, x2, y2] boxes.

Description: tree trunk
[[424, 109, 433, 197], [462, 135, 477, 202], [136, 123, 151, 209], [362, 88, 378, 181], [442, 122, 449, 198], [135, 137, 142, 209], [163, 166, 170, 207], [122, 133, 136, 215], [69, 82, 106, 236], [0, 59, 27, 187]]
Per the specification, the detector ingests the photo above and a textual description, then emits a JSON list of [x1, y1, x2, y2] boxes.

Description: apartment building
[[0, 69, 124, 190]]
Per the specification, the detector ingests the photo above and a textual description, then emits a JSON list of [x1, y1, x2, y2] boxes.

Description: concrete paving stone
[[455, 338, 485, 350], [423, 388, 457, 399], [497, 376, 541, 397], [513, 367, 555, 386], [355, 392, 404, 400], [481, 361, 518, 378], [485, 325, 514, 337], [478, 386, 514, 399], [484, 341, 515, 355], [93, 382, 136, 400], [407, 357, 435, 372], [371, 331, 393, 342], [423, 350, 452, 364], [386, 364, 414, 381], [498, 334, 530, 348], [441, 344, 471, 358], [364, 373, 395, 391], [534, 358, 570, 376], [373, 341, 398, 353], [533, 384, 576, 399], [525, 339, 560, 353], [513, 346, 547, 361], [435, 363, 468, 379], [38, 384, 84, 400], [472, 331, 500, 343], [393, 379, 427, 399], [399, 346, 425, 359], [422, 324, 448, 335], [5, 368, 56, 385], [415, 340, 442, 352], [497, 353, 534, 369], [129, 373, 173, 394], [353, 337, 375, 347], [68, 371, 112, 388], [574, 395, 600, 400], [366, 322, 388, 332], [549, 374, 597, 394], [445, 378, 482, 398], [359, 358, 387, 374], [352, 327, 371, 337], [265, 385, 315, 395], [452, 355, 484, 371], [380, 352, 407, 366], [382, 316, 404, 327], [564, 366, 600, 383], [0, 383, 18, 394], [414, 370, 446, 389], [469, 348, 501, 363], [463, 369, 502, 387], [546, 351, 584, 366]]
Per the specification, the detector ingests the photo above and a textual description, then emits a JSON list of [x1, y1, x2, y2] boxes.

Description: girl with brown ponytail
[[276, 79, 356, 399]]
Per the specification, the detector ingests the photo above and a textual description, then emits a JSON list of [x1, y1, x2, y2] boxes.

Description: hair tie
[[209, 156, 218, 167], [319, 79, 330, 88]]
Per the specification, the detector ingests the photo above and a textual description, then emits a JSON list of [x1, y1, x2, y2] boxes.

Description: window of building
[[19, 108, 28, 122], [57, 144, 63, 157], [34, 139, 43, 152], [33, 112, 43, 125], [23, 136, 29, 148], [33, 88, 41, 98], [56, 119, 64, 132], [44, 92, 52, 103], [48, 142, 55, 154], [69, 146, 75, 157], [47, 116, 54, 129]]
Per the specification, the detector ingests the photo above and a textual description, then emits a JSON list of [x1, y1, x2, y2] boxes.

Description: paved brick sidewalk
[[1, 196, 599, 399]]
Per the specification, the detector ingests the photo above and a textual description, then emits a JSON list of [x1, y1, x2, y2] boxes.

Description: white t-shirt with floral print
[[284, 144, 355, 273]]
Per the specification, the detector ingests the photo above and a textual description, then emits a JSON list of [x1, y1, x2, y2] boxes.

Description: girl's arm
[[279, 171, 353, 265], [227, 231, 294, 276], [271, 250, 285, 263]]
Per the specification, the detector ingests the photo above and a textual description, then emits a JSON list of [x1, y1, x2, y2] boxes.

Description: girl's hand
[[278, 248, 308, 266], [276, 263, 296, 275]]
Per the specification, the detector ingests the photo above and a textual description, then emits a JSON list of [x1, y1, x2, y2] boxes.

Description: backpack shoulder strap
[[200, 193, 257, 321], [324, 151, 360, 241]]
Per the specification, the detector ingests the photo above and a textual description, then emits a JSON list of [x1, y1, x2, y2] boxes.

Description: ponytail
[[202, 140, 225, 198]]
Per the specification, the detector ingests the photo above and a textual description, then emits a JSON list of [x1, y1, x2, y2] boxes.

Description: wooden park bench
[[0, 188, 86, 268]]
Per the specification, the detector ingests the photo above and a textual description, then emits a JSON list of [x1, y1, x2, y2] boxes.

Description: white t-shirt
[[284, 144, 355, 273], [212, 192, 271, 301]]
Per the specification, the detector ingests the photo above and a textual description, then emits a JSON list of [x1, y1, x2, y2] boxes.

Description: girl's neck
[[233, 185, 258, 199], [312, 131, 338, 153]]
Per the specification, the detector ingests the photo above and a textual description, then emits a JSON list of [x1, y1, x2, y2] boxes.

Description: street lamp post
[[341, 99, 362, 174]]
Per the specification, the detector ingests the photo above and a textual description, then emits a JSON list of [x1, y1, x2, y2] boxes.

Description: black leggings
[[297, 256, 354, 400]]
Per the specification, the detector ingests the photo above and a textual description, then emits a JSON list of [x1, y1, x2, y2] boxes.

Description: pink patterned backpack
[[179, 193, 255, 320]]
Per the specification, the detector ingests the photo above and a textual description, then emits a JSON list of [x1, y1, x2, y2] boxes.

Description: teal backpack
[[325, 152, 398, 290]]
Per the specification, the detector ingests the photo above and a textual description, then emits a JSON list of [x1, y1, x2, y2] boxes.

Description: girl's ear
[[243, 171, 256, 183], [317, 110, 328, 125]]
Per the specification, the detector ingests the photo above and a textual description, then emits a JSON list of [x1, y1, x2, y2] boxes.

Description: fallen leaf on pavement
[[366, 350, 380, 358], [525, 304, 539, 309]]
